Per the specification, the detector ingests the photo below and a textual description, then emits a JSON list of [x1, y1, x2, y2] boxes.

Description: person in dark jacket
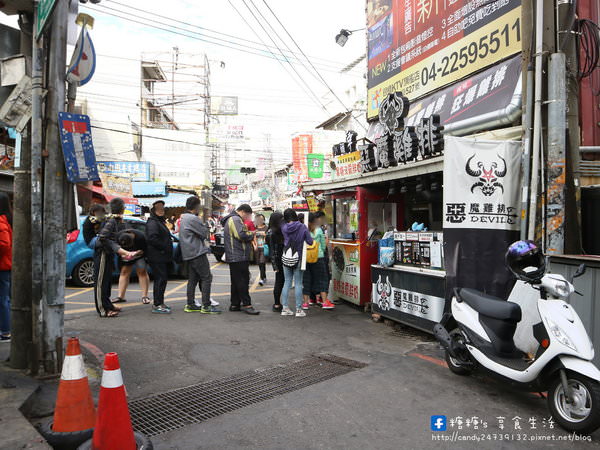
[[266, 212, 284, 312], [145, 200, 173, 314], [280, 208, 313, 317], [95, 198, 139, 317], [222, 204, 259, 315], [82, 204, 106, 248], [179, 196, 220, 314]]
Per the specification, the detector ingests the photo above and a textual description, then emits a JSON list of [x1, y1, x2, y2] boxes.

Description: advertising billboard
[[210, 96, 238, 115], [367, 0, 522, 119]]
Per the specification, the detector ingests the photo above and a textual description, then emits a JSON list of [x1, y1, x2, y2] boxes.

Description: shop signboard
[[210, 96, 238, 115], [371, 266, 446, 331], [367, 0, 522, 119], [332, 243, 361, 304], [292, 134, 313, 182], [443, 136, 521, 300], [124, 204, 141, 216], [97, 161, 153, 182], [307, 153, 324, 178], [58, 113, 100, 183], [99, 174, 133, 198]]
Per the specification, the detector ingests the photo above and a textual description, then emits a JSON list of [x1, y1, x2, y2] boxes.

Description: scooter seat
[[457, 288, 521, 321]]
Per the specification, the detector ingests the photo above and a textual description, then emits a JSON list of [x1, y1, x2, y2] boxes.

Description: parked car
[[210, 229, 224, 262], [66, 216, 184, 287]]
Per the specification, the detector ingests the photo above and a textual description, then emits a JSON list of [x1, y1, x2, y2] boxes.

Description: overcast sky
[[1, 1, 367, 167]]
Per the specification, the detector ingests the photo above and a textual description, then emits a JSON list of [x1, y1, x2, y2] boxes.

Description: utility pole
[[30, 1, 44, 376], [41, 0, 69, 375], [10, 24, 33, 370]]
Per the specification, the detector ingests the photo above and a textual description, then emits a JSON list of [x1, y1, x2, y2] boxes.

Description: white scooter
[[434, 263, 600, 434]]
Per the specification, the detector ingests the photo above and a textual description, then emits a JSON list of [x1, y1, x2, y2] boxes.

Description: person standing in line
[[254, 213, 268, 286], [222, 204, 259, 315], [280, 208, 313, 318], [0, 193, 12, 342], [302, 213, 335, 310], [298, 213, 305, 225], [180, 196, 221, 314], [266, 212, 284, 312], [113, 227, 151, 305], [145, 200, 173, 314], [82, 204, 106, 249], [95, 198, 140, 317]]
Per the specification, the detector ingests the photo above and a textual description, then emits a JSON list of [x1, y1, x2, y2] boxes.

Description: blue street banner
[[58, 112, 100, 183]]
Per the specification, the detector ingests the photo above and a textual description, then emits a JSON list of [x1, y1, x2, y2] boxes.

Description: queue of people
[[84, 198, 334, 319]]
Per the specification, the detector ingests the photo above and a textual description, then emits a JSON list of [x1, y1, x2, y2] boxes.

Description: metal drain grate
[[388, 326, 436, 342], [128, 354, 366, 437]]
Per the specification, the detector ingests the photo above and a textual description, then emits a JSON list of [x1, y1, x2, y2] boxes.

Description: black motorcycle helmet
[[505, 240, 546, 282]]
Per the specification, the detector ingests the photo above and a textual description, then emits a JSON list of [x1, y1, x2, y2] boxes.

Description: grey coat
[[179, 213, 210, 261]]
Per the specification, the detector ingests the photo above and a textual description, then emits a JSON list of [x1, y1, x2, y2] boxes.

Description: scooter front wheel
[[445, 329, 474, 376], [548, 372, 600, 434]]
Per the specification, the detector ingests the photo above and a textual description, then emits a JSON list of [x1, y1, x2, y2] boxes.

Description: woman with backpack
[[280, 208, 313, 317], [303, 213, 335, 310], [0, 193, 11, 342], [266, 212, 284, 312]]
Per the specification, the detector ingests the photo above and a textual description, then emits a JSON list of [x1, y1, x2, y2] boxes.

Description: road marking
[[66, 292, 232, 315], [80, 339, 105, 364], [66, 300, 94, 305], [211, 262, 222, 270], [407, 352, 448, 368], [253, 288, 272, 293], [65, 288, 92, 299], [250, 274, 260, 293]]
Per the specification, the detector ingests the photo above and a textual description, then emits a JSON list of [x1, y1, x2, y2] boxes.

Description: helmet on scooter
[[505, 240, 546, 282]]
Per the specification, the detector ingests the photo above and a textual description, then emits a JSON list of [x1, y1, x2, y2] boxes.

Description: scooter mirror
[[573, 263, 586, 279]]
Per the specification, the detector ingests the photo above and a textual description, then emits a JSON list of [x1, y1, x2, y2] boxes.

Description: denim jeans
[[281, 265, 304, 310], [0, 270, 11, 335]]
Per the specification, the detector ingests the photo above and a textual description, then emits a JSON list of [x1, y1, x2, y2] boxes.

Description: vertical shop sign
[[443, 136, 521, 300], [307, 153, 324, 178]]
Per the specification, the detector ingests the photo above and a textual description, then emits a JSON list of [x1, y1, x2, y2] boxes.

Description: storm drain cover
[[128, 354, 367, 437]]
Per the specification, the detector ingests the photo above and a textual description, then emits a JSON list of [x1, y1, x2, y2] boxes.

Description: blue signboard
[[58, 112, 100, 183], [97, 160, 153, 181], [132, 181, 166, 197], [124, 203, 142, 216]]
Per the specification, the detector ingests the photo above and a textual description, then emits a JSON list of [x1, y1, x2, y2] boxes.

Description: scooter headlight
[[547, 318, 577, 352], [553, 280, 570, 298]]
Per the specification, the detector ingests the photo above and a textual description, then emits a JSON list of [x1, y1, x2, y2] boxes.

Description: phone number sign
[[367, 0, 521, 119]]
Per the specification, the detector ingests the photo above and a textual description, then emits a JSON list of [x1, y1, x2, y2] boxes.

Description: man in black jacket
[[145, 200, 173, 314], [95, 198, 140, 317]]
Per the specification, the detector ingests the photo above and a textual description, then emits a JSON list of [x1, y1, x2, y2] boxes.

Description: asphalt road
[[63, 262, 600, 450]]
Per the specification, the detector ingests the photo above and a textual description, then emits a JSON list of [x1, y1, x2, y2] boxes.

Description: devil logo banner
[[443, 136, 522, 300]]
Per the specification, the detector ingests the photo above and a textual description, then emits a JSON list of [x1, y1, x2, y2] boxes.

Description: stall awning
[[303, 156, 444, 192], [78, 184, 138, 205], [136, 193, 191, 208], [132, 181, 167, 197]]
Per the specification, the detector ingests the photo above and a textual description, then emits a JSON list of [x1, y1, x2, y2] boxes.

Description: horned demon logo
[[465, 154, 507, 196], [375, 275, 392, 311]]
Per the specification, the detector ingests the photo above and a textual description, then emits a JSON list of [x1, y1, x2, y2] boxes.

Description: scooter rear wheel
[[548, 372, 600, 434], [445, 329, 474, 376]]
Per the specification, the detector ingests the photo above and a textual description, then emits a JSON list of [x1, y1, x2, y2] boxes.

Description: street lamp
[[335, 28, 365, 47]]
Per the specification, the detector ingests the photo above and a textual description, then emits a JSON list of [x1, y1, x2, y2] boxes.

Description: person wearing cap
[[179, 196, 221, 314], [145, 200, 173, 314]]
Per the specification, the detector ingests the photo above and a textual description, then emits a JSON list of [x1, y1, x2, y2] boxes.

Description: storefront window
[[368, 202, 396, 240], [335, 199, 358, 239]]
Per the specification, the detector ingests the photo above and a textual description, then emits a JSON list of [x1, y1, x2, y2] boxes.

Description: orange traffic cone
[[52, 337, 96, 432], [91, 352, 136, 450]]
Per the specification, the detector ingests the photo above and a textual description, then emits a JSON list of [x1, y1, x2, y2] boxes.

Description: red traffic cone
[[92, 352, 136, 450], [52, 337, 96, 432]]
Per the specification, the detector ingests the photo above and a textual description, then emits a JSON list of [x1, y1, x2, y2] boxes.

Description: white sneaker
[[281, 307, 294, 316], [258, 279, 264, 286], [196, 297, 219, 307], [295, 309, 306, 318], [210, 298, 219, 306]]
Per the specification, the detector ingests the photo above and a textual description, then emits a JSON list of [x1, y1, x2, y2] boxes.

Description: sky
[[75, 0, 367, 163], [0, 0, 367, 181]]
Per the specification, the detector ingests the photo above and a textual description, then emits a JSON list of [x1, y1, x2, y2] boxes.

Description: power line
[[82, 3, 355, 75], [231, 0, 329, 113], [260, 0, 366, 131], [104, 0, 351, 71]]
